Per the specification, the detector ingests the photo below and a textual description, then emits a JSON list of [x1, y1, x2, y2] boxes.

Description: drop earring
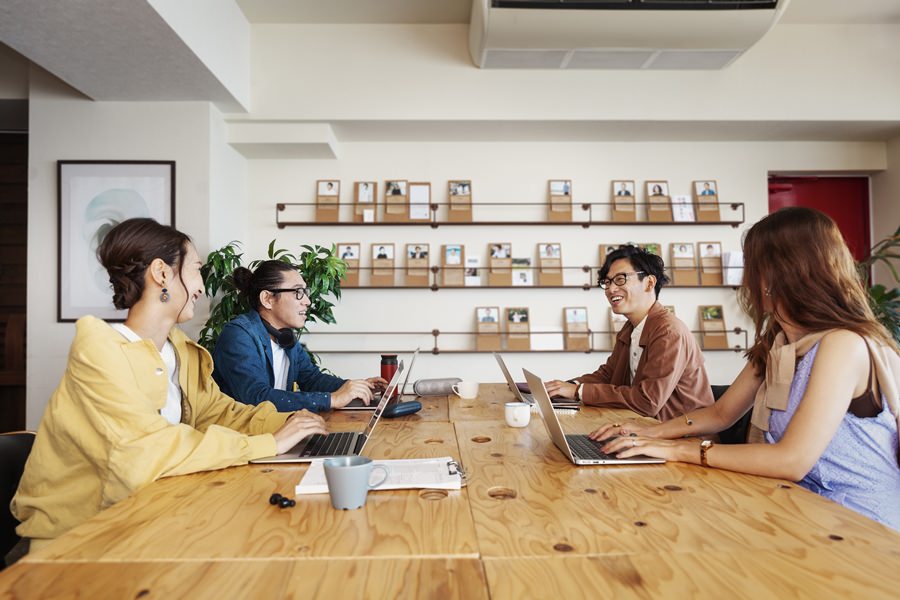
[[160, 281, 170, 303], [764, 287, 771, 297]]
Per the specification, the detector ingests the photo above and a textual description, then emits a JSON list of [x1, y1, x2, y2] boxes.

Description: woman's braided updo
[[97, 218, 191, 310]]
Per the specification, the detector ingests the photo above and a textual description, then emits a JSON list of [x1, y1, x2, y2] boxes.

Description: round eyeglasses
[[268, 287, 310, 301], [598, 271, 645, 290]]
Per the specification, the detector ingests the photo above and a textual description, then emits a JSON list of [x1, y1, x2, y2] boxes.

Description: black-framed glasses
[[268, 288, 310, 301], [598, 271, 645, 290]]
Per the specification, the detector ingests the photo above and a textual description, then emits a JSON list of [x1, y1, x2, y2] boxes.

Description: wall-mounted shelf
[[339, 265, 740, 290], [277, 201, 746, 229], [302, 328, 748, 354]]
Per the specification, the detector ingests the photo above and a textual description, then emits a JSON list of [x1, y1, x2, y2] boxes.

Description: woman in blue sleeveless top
[[592, 207, 900, 530]]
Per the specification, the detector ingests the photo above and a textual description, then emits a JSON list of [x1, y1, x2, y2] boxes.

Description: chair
[[711, 385, 752, 445], [1, 431, 35, 567]]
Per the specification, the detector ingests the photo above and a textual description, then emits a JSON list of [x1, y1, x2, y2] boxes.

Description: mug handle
[[368, 464, 390, 489], [451, 384, 460, 396]]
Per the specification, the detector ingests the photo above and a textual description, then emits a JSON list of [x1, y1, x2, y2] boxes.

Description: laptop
[[250, 361, 404, 464], [522, 369, 664, 466], [493, 352, 580, 410], [338, 348, 420, 410]]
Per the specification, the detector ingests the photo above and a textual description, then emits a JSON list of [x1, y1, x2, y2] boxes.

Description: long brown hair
[[740, 207, 896, 375]]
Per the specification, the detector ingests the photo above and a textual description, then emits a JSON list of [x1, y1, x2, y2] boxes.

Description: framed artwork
[[57, 160, 175, 322]]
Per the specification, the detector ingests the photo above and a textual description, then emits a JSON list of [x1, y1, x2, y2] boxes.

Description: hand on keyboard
[[273, 409, 328, 454]]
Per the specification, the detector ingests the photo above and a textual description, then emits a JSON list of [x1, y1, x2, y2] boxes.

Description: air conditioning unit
[[469, 0, 791, 70]]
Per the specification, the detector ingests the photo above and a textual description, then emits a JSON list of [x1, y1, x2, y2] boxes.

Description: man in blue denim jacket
[[212, 261, 385, 412]]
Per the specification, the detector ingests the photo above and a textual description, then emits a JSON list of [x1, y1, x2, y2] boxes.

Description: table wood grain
[[28, 422, 478, 562], [483, 546, 900, 599], [455, 420, 900, 558], [0, 558, 488, 600]]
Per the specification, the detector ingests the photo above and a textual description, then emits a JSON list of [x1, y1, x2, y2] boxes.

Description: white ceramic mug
[[505, 402, 531, 428], [451, 381, 480, 400]]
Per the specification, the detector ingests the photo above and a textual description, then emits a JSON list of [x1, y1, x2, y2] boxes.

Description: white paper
[[671, 194, 696, 222], [464, 256, 481, 286], [296, 457, 463, 495], [409, 184, 431, 220], [723, 250, 744, 285]]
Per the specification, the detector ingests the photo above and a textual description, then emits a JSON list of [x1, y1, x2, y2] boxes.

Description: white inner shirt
[[111, 323, 182, 425], [270, 340, 290, 391], [629, 315, 648, 382]]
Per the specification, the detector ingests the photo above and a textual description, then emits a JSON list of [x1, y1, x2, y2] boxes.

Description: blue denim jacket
[[212, 311, 344, 412]]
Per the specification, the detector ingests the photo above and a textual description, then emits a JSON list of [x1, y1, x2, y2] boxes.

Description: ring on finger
[[631, 439, 636, 448], [612, 423, 621, 428]]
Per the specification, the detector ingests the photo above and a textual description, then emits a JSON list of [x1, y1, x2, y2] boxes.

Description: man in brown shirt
[[545, 245, 713, 421]]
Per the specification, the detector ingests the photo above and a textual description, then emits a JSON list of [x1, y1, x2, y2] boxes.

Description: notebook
[[338, 348, 420, 410], [250, 361, 404, 464], [522, 368, 664, 466], [493, 352, 580, 411]]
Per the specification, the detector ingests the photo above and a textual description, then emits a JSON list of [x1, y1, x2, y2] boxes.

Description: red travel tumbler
[[380, 354, 398, 399]]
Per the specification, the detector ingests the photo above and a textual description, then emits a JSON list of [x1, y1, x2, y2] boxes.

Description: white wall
[[26, 66, 215, 428], [871, 135, 900, 286], [249, 23, 900, 121], [241, 140, 886, 389], [148, 0, 251, 110]]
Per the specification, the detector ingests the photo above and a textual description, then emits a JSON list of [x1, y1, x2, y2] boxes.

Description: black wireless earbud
[[269, 493, 295, 508], [261, 318, 297, 349]]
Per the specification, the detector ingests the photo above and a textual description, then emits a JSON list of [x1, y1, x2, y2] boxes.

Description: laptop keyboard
[[566, 435, 616, 461], [300, 431, 359, 457]]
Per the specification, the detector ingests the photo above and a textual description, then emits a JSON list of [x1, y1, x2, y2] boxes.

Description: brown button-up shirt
[[578, 302, 714, 420]]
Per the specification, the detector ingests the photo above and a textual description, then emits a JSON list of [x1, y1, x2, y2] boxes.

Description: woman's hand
[[600, 435, 699, 463], [588, 419, 658, 441], [273, 410, 328, 454]]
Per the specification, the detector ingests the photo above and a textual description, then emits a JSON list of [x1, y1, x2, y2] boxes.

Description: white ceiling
[[235, 0, 900, 25], [2, 0, 899, 142]]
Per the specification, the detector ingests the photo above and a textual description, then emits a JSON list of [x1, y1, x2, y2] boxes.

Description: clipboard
[[295, 456, 467, 495]]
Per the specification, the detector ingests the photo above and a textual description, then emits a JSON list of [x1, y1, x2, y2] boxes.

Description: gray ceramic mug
[[323, 456, 390, 510]]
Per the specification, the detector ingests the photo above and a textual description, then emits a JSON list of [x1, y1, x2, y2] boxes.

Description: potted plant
[[198, 240, 346, 360], [858, 225, 899, 344]]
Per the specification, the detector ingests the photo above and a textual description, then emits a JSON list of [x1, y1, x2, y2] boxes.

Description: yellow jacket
[[12, 316, 289, 542]]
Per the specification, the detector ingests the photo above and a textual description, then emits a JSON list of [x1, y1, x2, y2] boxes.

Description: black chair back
[[0, 431, 35, 563], [711, 386, 753, 444]]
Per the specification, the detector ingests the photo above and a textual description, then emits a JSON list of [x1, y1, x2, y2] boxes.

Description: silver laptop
[[493, 352, 580, 409], [522, 369, 664, 466], [338, 348, 420, 410], [250, 361, 404, 464]]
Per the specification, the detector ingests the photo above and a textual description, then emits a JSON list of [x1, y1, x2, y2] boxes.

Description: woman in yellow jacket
[[11, 218, 327, 555]]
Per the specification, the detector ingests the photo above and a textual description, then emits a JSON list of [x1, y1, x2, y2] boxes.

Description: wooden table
[[3, 384, 899, 599]]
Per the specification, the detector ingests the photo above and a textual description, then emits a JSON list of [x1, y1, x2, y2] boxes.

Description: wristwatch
[[699, 439, 714, 467]]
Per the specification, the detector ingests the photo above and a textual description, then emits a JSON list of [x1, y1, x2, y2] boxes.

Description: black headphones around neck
[[261, 318, 297, 349]]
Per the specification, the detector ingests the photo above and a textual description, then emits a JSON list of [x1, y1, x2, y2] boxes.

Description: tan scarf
[[748, 330, 900, 459]]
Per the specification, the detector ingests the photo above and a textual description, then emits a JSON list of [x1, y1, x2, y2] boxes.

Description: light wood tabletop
[[4, 383, 899, 599], [483, 547, 900, 600], [0, 558, 488, 600], [27, 421, 478, 562]]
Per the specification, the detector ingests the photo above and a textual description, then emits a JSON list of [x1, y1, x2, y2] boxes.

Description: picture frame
[[448, 179, 473, 222], [475, 304, 501, 350], [406, 243, 429, 286], [315, 179, 340, 222], [645, 180, 672, 222], [338, 242, 361, 287], [353, 181, 377, 223], [58, 160, 175, 322], [383, 179, 408, 222], [547, 179, 572, 222], [611, 180, 636, 222], [563, 306, 589, 351], [693, 179, 721, 222], [371, 243, 395, 286], [537, 242, 562, 286]]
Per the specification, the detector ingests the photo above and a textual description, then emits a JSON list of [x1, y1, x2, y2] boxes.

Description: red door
[[767, 176, 870, 261]]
